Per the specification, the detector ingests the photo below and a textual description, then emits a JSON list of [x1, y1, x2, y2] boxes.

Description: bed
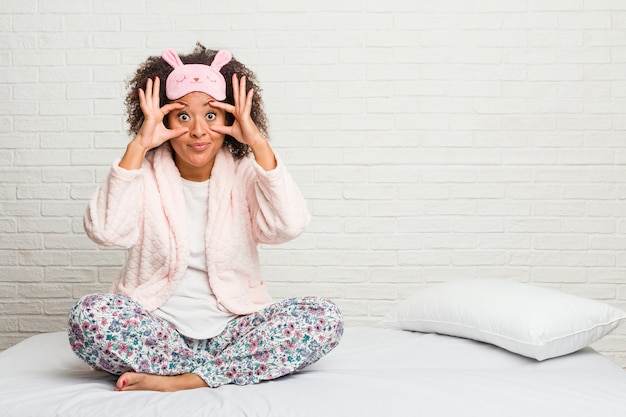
[[1, 279, 625, 417], [1, 327, 626, 417]]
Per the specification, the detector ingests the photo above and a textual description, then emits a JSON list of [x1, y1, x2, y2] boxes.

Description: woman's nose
[[190, 118, 207, 138]]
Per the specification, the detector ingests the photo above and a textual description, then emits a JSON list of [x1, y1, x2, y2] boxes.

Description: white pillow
[[383, 279, 626, 361]]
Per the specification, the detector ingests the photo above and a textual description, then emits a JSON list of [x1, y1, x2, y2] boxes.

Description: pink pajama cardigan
[[83, 144, 310, 315]]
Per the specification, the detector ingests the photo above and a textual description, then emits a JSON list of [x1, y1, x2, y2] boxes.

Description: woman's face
[[166, 92, 227, 181]]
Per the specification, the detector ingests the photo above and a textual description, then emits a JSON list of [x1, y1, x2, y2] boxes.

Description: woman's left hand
[[209, 74, 264, 147]]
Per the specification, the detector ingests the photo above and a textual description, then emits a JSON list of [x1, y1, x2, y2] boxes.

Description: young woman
[[68, 44, 343, 392]]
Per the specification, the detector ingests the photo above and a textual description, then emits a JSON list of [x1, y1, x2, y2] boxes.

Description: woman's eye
[[206, 112, 216, 121], [178, 113, 190, 122]]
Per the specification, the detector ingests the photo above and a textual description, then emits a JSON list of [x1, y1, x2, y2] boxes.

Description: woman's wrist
[[119, 139, 150, 170], [249, 136, 277, 171]]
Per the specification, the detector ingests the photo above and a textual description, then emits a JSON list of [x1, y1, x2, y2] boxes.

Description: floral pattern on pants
[[68, 294, 343, 388]]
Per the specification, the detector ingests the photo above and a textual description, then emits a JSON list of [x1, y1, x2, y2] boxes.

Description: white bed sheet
[[1, 327, 625, 417]]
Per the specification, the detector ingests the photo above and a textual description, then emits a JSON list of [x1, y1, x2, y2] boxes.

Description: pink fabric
[[162, 48, 231, 101], [84, 144, 310, 315]]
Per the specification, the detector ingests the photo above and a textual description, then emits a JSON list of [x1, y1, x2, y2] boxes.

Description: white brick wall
[[1, 0, 625, 367]]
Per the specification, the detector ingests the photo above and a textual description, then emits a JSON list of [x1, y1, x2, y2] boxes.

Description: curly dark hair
[[124, 43, 268, 158]]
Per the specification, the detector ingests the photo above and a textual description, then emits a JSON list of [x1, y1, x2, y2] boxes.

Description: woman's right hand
[[134, 77, 188, 150], [119, 77, 188, 170]]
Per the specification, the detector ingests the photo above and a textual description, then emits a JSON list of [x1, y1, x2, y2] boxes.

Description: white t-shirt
[[154, 178, 236, 339]]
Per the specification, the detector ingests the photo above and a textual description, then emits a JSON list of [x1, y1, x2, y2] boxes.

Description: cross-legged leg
[[68, 294, 206, 382], [193, 296, 344, 387], [68, 294, 343, 390]]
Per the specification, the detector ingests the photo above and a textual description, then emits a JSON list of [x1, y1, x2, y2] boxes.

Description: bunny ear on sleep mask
[[162, 48, 232, 101]]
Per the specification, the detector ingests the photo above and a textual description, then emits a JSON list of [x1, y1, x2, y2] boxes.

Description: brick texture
[[1, 0, 625, 367]]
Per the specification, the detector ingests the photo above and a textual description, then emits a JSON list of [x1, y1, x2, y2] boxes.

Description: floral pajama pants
[[67, 294, 343, 388]]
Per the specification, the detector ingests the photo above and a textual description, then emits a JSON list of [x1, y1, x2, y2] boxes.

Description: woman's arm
[[120, 77, 188, 170], [245, 157, 311, 244], [86, 78, 186, 247], [210, 74, 277, 172], [210, 73, 309, 242], [83, 164, 144, 248]]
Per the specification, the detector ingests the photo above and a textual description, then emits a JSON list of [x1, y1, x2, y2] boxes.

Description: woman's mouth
[[189, 142, 210, 152]]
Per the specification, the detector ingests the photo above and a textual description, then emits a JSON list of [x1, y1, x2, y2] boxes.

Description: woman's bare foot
[[114, 372, 208, 392]]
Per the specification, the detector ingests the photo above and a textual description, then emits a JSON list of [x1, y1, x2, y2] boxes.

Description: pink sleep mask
[[162, 48, 232, 101]]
